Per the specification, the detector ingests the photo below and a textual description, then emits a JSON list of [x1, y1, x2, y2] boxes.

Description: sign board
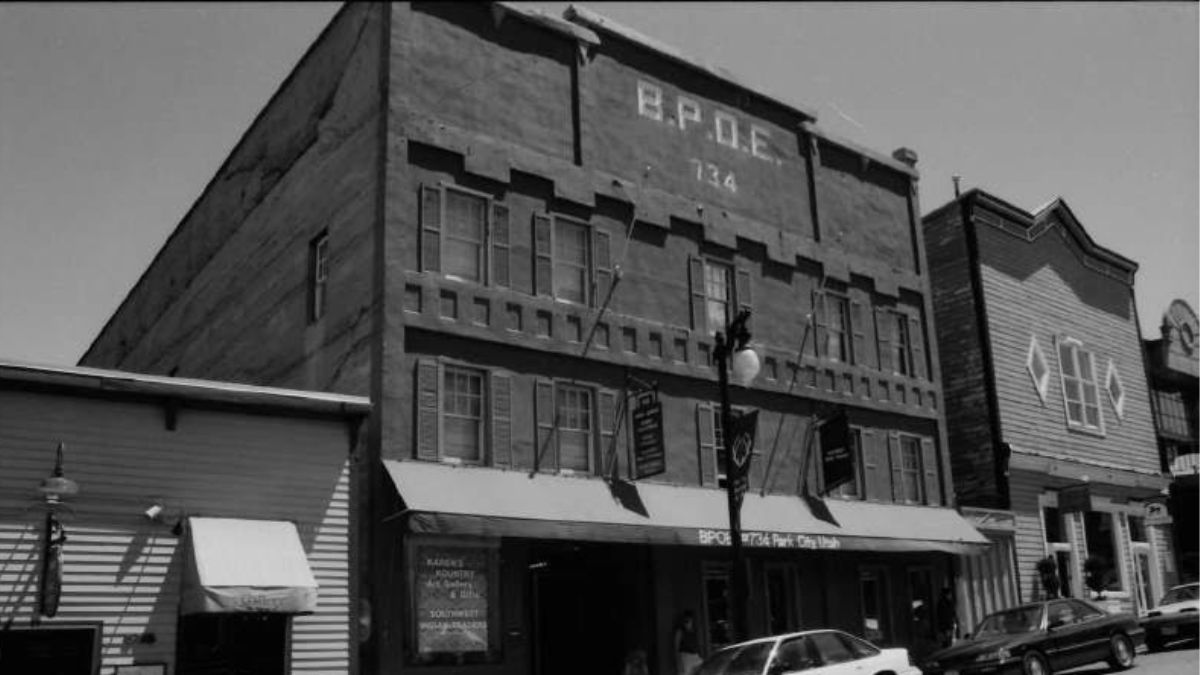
[[0, 623, 101, 675], [819, 410, 854, 493], [1145, 500, 1172, 526], [414, 545, 491, 654], [1059, 483, 1092, 514], [631, 393, 666, 479], [697, 528, 842, 551], [728, 410, 759, 502]]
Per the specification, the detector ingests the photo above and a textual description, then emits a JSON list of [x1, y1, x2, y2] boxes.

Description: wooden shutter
[[490, 372, 512, 467], [689, 257, 707, 333], [415, 358, 441, 460], [888, 432, 903, 502], [594, 228, 613, 309], [909, 314, 927, 380], [850, 300, 866, 366], [598, 389, 618, 478], [921, 437, 940, 506], [861, 429, 886, 501], [534, 378, 557, 472], [876, 308, 893, 373], [812, 290, 828, 357], [736, 266, 753, 316], [491, 202, 510, 288], [697, 403, 717, 486], [420, 185, 442, 273]]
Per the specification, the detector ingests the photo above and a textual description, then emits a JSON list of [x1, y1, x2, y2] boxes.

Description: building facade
[[923, 190, 1175, 630], [1144, 299, 1199, 583], [0, 361, 369, 674], [81, 4, 987, 673]]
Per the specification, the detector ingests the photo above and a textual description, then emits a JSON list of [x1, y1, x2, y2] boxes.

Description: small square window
[[1105, 360, 1125, 420], [1027, 335, 1050, 404]]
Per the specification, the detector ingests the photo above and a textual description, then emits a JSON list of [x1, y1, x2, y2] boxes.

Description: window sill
[[1065, 423, 1107, 439]]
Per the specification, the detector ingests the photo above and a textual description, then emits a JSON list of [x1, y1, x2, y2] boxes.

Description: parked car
[[921, 598, 1142, 675], [1142, 581, 1199, 651], [695, 629, 920, 675]]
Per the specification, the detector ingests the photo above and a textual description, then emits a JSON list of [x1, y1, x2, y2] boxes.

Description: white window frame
[[1026, 335, 1050, 405], [703, 259, 734, 334], [1040, 493, 1081, 598], [893, 434, 924, 504], [441, 365, 487, 464], [554, 382, 595, 475], [1105, 359, 1125, 421], [1055, 336, 1105, 434], [552, 216, 593, 307]]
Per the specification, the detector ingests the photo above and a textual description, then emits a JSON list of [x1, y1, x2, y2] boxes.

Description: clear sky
[[0, 2, 1196, 367]]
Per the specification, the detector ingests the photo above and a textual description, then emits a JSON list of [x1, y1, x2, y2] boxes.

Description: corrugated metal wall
[[956, 531, 1019, 634], [0, 389, 353, 674]]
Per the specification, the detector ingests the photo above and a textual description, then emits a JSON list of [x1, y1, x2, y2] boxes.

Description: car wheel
[[1106, 633, 1135, 670], [1022, 651, 1051, 675]]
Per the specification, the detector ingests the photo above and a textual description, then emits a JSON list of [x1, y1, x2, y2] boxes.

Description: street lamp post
[[714, 309, 759, 643]]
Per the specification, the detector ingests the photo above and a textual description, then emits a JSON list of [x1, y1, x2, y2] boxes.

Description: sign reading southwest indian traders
[[581, 54, 814, 238], [415, 546, 490, 654]]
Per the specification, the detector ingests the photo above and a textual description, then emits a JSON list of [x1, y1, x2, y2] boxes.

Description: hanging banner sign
[[819, 410, 853, 493], [728, 410, 759, 503], [632, 392, 666, 479]]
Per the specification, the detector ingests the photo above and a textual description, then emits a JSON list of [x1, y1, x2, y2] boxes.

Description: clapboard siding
[[976, 223, 1158, 473], [0, 390, 353, 675]]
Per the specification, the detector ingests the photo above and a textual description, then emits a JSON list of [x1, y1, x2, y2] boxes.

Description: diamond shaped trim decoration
[[1106, 359, 1125, 420], [1026, 335, 1050, 404]]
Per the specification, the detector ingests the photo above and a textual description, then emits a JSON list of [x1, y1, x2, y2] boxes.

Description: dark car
[[921, 598, 1142, 675], [1141, 582, 1199, 651]]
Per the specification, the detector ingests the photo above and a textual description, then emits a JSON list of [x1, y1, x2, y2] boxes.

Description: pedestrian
[[936, 585, 958, 647], [674, 610, 702, 675]]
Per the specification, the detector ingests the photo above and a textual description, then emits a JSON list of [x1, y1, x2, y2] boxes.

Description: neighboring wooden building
[[1144, 299, 1199, 583], [79, 4, 987, 673], [0, 360, 369, 675], [924, 189, 1174, 630]]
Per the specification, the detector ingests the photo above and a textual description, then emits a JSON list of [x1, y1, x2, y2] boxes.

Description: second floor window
[[442, 366, 485, 462], [533, 214, 612, 307], [308, 231, 329, 323], [689, 256, 751, 338], [1057, 338, 1103, 432], [420, 184, 510, 287], [815, 290, 870, 366], [704, 261, 733, 332], [892, 435, 924, 503]]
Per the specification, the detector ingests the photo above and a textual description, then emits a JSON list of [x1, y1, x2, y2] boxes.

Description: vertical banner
[[728, 410, 759, 505], [819, 410, 854, 494]]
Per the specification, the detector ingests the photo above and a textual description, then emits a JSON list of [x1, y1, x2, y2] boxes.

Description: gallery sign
[[414, 545, 491, 655], [631, 391, 666, 479]]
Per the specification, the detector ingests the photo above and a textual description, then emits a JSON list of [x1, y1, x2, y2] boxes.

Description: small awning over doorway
[[383, 461, 990, 555], [181, 517, 319, 615]]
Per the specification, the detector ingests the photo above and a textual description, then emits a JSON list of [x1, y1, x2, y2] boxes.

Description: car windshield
[[974, 606, 1043, 637], [1160, 584, 1199, 605]]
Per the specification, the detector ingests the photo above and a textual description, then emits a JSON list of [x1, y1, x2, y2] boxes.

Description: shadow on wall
[[0, 522, 42, 626]]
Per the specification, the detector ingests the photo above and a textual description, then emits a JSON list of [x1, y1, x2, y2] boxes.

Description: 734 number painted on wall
[[689, 159, 737, 193]]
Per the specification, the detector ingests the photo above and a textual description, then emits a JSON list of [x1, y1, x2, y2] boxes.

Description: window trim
[[892, 434, 924, 505], [440, 364, 487, 465], [1055, 336, 1105, 435], [554, 381, 595, 474], [551, 215, 592, 307]]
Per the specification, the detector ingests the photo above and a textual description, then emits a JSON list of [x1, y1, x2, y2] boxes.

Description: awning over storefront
[[181, 517, 319, 615], [383, 461, 990, 555]]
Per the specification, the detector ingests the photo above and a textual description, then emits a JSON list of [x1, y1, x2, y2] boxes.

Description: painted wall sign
[[414, 546, 491, 654], [632, 393, 666, 479], [696, 528, 842, 550], [581, 54, 815, 239]]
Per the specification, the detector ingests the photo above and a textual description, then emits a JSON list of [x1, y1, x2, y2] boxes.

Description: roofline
[[925, 188, 1138, 275], [803, 123, 920, 179], [493, 2, 600, 45], [564, 4, 819, 123], [0, 359, 371, 419], [79, 2, 367, 365]]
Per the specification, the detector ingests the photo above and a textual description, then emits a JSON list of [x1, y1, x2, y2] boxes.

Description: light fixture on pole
[[714, 309, 759, 643], [36, 443, 77, 619]]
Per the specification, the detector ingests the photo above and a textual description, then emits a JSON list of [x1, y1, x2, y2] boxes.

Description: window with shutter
[[534, 379, 557, 472], [491, 203, 510, 288], [442, 365, 485, 462], [850, 301, 867, 366], [490, 372, 512, 467], [920, 437, 940, 506], [415, 359, 441, 461], [533, 214, 605, 307], [1056, 337, 1104, 434], [812, 291, 828, 358], [697, 403, 717, 486], [875, 308, 892, 372], [419, 184, 509, 288], [908, 314, 926, 380], [861, 429, 886, 501]]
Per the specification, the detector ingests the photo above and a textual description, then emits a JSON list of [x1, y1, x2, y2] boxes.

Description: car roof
[[1169, 582, 1199, 590], [716, 629, 859, 651]]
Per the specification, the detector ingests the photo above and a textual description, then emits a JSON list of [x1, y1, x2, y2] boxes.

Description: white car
[[695, 629, 921, 675], [1141, 582, 1199, 651]]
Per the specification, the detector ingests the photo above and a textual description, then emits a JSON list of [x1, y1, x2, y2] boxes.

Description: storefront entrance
[[176, 614, 287, 675], [530, 542, 655, 675]]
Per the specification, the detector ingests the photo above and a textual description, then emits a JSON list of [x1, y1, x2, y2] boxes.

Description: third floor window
[[420, 183, 510, 287]]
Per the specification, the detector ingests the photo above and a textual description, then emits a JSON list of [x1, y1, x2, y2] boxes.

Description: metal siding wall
[[0, 390, 352, 675]]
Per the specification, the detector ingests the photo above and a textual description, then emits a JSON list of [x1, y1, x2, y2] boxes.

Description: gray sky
[[1, 2, 1196, 367]]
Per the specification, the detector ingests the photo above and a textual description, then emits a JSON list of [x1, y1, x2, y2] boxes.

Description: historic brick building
[[1144, 299, 1199, 582], [82, 4, 986, 673], [923, 189, 1175, 629]]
